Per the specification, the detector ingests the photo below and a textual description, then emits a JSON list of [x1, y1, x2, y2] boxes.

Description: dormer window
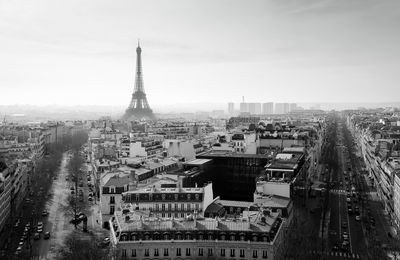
[[187, 194, 191, 200], [110, 186, 115, 193]]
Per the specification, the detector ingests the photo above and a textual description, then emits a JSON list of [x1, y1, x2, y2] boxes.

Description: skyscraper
[[228, 102, 235, 115], [123, 42, 155, 121], [262, 102, 274, 114], [240, 102, 249, 113]]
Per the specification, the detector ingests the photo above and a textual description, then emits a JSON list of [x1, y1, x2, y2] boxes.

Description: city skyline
[[1, 0, 400, 108]]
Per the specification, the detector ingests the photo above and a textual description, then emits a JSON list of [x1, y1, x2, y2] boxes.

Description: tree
[[58, 233, 110, 260]]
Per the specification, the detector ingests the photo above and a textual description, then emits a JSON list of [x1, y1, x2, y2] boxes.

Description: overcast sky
[[1, 0, 400, 108]]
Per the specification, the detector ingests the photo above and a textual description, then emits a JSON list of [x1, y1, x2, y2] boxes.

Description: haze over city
[[1, 0, 400, 112]]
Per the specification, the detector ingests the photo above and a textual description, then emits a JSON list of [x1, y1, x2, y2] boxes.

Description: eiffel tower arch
[[122, 42, 155, 121]]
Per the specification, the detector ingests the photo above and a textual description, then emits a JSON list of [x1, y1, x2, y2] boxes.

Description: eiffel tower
[[123, 42, 155, 121]]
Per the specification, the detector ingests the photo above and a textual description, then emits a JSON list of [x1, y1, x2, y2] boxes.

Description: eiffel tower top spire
[[122, 42, 155, 121]]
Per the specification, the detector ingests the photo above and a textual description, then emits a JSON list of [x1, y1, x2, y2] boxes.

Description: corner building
[[110, 208, 284, 260]]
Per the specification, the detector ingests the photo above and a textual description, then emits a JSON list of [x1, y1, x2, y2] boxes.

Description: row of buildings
[[85, 113, 325, 259], [228, 102, 302, 116], [347, 109, 400, 235], [0, 121, 88, 233]]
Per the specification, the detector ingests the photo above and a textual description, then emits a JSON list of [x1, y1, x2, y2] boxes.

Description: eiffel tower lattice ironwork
[[123, 42, 155, 120]]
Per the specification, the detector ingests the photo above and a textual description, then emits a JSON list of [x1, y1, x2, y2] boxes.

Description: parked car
[[355, 215, 361, 221], [33, 233, 40, 240], [102, 237, 110, 246], [42, 211, 49, 217], [44, 232, 50, 239]]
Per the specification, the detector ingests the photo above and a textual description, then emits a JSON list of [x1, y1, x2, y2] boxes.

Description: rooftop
[[114, 209, 280, 233]]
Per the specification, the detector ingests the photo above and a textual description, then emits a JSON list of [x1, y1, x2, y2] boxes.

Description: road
[[29, 151, 105, 259], [27, 151, 73, 259]]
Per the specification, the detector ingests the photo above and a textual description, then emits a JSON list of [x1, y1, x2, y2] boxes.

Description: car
[[37, 227, 43, 233], [33, 233, 40, 240], [37, 221, 43, 228], [70, 186, 74, 190], [346, 197, 351, 202], [355, 215, 361, 221], [88, 197, 93, 201], [342, 232, 349, 241], [332, 243, 339, 251], [42, 210, 49, 217], [18, 241, 24, 247], [44, 232, 50, 239], [342, 222, 348, 229], [71, 190, 75, 194], [102, 237, 110, 246], [66, 176, 69, 181], [16, 246, 22, 253]]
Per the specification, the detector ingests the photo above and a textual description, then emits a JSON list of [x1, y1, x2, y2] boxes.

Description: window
[[230, 234, 235, 241], [110, 196, 115, 204], [154, 248, 159, 256], [110, 186, 115, 193], [162, 194, 166, 200], [109, 205, 115, 215], [164, 248, 169, 256], [187, 194, 191, 200], [208, 248, 213, 256], [262, 250, 268, 259], [221, 249, 225, 257], [175, 194, 179, 200], [230, 249, 235, 257], [168, 203, 172, 211], [181, 213, 185, 218], [122, 249, 126, 257], [176, 248, 181, 256], [253, 250, 258, 258], [240, 249, 245, 258], [156, 204, 159, 211], [195, 193, 199, 200], [144, 249, 149, 257], [131, 249, 136, 257], [181, 203, 185, 210], [162, 204, 165, 211], [186, 248, 191, 256], [198, 248, 203, 256], [208, 233, 213, 240], [174, 203, 178, 211], [187, 203, 191, 211]]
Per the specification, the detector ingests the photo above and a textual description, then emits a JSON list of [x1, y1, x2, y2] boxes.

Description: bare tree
[[58, 233, 110, 260]]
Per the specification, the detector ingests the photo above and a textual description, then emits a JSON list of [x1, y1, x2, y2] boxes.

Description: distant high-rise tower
[[228, 102, 235, 115], [123, 42, 155, 121], [262, 102, 274, 114]]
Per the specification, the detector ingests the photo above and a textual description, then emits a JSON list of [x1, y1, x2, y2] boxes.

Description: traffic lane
[[339, 192, 352, 253], [328, 192, 341, 251]]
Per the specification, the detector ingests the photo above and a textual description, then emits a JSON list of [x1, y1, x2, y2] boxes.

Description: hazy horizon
[[1, 0, 400, 107]]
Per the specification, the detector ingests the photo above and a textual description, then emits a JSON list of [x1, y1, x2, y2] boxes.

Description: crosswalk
[[309, 250, 361, 259]]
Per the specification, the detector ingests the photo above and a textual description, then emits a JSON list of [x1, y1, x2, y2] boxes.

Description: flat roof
[[198, 151, 269, 159], [184, 159, 212, 166]]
